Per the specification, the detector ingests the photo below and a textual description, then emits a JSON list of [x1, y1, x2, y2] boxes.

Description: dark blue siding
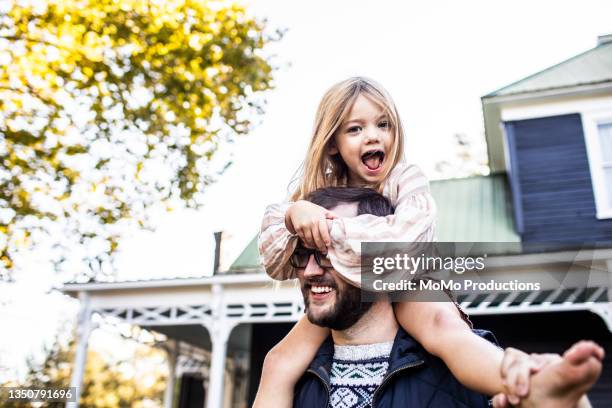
[[505, 114, 612, 243]]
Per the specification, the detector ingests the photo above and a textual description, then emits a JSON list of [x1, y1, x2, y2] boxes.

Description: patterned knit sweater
[[329, 341, 393, 408]]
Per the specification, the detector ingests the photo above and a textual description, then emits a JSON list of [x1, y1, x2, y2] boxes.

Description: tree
[[0, 0, 281, 280], [0, 330, 167, 407]]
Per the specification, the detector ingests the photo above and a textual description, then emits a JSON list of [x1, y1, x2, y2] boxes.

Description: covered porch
[[61, 251, 612, 407], [61, 274, 303, 408]]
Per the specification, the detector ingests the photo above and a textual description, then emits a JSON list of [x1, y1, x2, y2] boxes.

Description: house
[[482, 34, 612, 239], [62, 35, 612, 408]]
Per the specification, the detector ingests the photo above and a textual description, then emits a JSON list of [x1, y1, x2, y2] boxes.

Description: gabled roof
[[482, 35, 612, 173], [228, 173, 519, 273], [484, 37, 612, 99]]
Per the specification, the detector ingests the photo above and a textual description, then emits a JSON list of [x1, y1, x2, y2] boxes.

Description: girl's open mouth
[[361, 150, 385, 172]]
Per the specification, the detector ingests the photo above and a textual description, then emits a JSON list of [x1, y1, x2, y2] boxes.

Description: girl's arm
[[395, 301, 537, 402], [326, 163, 436, 286], [260, 163, 431, 284], [258, 202, 299, 281], [253, 315, 330, 408], [259, 201, 336, 280]]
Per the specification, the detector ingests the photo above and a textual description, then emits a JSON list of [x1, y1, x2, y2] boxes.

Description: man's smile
[[309, 284, 336, 302]]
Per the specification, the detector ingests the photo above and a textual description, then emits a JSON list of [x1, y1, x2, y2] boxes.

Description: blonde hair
[[291, 77, 405, 201]]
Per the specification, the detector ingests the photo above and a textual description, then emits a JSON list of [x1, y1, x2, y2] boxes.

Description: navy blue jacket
[[293, 328, 496, 407]]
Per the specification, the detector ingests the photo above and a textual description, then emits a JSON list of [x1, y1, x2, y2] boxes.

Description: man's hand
[[286, 200, 336, 252]]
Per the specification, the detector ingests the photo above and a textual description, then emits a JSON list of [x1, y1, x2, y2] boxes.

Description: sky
[[1, 0, 612, 380]]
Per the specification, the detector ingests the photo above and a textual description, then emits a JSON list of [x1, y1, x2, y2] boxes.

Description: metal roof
[[228, 173, 519, 273], [431, 173, 519, 242], [484, 38, 612, 99], [228, 235, 262, 273]]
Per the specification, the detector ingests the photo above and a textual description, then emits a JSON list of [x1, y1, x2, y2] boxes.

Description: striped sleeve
[[258, 202, 299, 280], [327, 163, 437, 287]]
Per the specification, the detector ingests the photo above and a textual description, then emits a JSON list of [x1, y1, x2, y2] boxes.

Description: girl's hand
[[286, 200, 336, 252], [499, 348, 552, 405]]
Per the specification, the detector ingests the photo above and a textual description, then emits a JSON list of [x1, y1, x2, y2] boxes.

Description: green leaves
[[0, 0, 280, 279]]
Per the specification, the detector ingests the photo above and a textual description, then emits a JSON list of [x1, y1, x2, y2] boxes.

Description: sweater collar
[[308, 327, 425, 378]]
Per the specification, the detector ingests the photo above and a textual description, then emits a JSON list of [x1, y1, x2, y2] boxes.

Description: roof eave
[[60, 273, 271, 296], [483, 81, 612, 104]]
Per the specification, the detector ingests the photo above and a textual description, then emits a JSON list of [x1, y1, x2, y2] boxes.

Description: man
[[291, 187, 603, 408]]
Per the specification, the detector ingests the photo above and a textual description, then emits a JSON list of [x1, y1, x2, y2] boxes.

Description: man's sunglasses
[[290, 247, 333, 269]]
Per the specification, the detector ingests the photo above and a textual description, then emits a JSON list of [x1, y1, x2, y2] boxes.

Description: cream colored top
[[257, 163, 436, 287]]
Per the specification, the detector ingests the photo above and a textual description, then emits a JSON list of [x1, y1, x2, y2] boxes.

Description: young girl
[[255, 77, 539, 407]]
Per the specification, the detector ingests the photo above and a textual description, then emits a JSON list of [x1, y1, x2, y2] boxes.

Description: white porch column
[[164, 340, 178, 408], [205, 284, 233, 408], [207, 327, 230, 408], [67, 292, 93, 408]]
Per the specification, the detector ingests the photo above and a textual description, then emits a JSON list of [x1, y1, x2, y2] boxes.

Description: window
[[598, 122, 612, 208], [583, 112, 612, 219]]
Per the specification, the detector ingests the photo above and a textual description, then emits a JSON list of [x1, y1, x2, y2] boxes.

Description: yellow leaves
[[0, 255, 12, 269], [85, 49, 104, 63], [7, 4, 23, 23], [103, 24, 118, 36], [224, 19, 236, 31], [190, 57, 203, 73], [135, 161, 143, 181], [83, 30, 97, 44], [82, 66, 94, 78], [210, 44, 224, 63], [98, 82, 110, 96], [156, 44, 169, 56], [82, 31, 106, 62]]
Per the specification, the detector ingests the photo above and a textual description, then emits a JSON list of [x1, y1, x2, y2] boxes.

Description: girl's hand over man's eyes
[[286, 200, 336, 253]]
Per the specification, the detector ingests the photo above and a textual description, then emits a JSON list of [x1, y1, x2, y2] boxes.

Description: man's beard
[[302, 276, 373, 330]]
